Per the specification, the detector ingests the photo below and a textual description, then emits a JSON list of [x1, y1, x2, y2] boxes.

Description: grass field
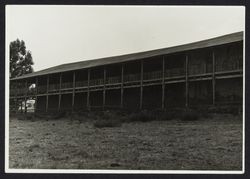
[[9, 112, 242, 170]]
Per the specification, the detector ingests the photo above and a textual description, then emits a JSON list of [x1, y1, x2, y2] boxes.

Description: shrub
[[17, 114, 34, 120], [26, 114, 34, 121], [180, 109, 200, 121], [125, 110, 155, 122], [93, 119, 121, 128], [158, 111, 175, 121], [53, 111, 66, 119], [17, 115, 26, 120]]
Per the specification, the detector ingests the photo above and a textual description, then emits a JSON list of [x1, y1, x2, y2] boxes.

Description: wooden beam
[[36, 77, 38, 95], [72, 72, 76, 111], [212, 50, 216, 105], [58, 73, 62, 112], [24, 80, 27, 113], [35, 77, 38, 113], [15, 81, 18, 113], [162, 56, 165, 109], [121, 64, 124, 108], [87, 69, 90, 110], [46, 75, 49, 113], [140, 60, 143, 110], [20, 99, 23, 113], [185, 54, 189, 108], [103, 67, 106, 110]]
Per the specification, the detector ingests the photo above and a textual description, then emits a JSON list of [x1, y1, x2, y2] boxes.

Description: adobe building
[[9, 32, 243, 113]]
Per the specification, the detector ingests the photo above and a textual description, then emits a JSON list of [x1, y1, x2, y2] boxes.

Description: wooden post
[[14, 93, 17, 114], [140, 60, 143, 110], [212, 50, 216, 105], [87, 69, 90, 110], [35, 77, 38, 113], [185, 54, 189, 108], [15, 81, 18, 113], [24, 80, 27, 114], [20, 99, 23, 113], [120, 64, 124, 108], [58, 73, 62, 112], [162, 56, 165, 109], [46, 75, 49, 113], [72, 72, 76, 112], [103, 67, 106, 110]]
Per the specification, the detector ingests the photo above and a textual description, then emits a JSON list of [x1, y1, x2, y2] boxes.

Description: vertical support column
[[72, 71, 76, 112], [58, 73, 62, 112], [35, 77, 38, 113], [212, 50, 216, 105], [19, 82, 23, 113], [140, 60, 143, 110], [103, 67, 106, 110], [20, 98, 23, 113], [13, 81, 19, 113], [24, 80, 27, 114], [13, 82, 17, 113], [120, 64, 124, 108], [46, 75, 49, 113], [185, 54, 189, 108], [162, 56, 165, 109], [87, 69, 90, 110]]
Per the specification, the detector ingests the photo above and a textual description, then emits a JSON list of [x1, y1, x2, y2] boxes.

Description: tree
[[9, 39, 34, 78]]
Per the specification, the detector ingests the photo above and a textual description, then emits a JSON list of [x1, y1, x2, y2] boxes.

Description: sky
[[6, 5, 245, 72]]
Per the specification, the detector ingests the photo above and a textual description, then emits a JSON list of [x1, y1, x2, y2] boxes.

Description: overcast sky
[[6, 5, 244, 72]]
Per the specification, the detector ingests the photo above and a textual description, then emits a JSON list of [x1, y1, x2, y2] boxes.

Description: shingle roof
[[11, 31, 243, 81]]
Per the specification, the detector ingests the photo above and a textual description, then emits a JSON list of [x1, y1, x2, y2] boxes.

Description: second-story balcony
[[61, 82, 73, 89], [123, 73, 141, 82], [48, 84, 60, 91], [10, 64, 243, 97], [106, 76, 121, 84], [38, 86, 47, 94], [143, 71, 162, 81], [75, 81, 88, 88], [165, 68, 185, 78]]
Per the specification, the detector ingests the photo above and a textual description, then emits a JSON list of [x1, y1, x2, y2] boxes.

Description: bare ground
[[9, 113, 242, 170]]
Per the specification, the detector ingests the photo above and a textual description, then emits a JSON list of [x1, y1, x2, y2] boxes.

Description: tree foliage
[[9, 39, 34, 78]]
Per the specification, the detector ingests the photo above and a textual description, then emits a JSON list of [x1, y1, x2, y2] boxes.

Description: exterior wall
[[189, 81, 212, 105], [61, 94, 72, 111], [9, 40, 243, 113], [123, 88, 140, 110], [74, 92, 87, 111], [143, 85, 162, 109], [48, 95, 59, 113], [165, 83, 185, 108], [36, 96, 46, 113], [216, 78, 242, 104], [106, 89, 121, 108]]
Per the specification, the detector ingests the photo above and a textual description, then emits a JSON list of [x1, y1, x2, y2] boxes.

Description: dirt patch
[[9, 113, 242, 170]]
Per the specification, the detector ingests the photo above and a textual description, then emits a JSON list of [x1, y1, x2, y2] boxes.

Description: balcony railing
[[143, 71, 162, 80], [38, 86, 47, 94], [61, 82, 73, 89], [165, 68, 185, 77], [75, 81, 88, 88], [123, 73, 141, 82], [189, 64, 212, 75], [10, 64, 243, 96], [48, 84, 60, 91], [216, 57, 243, 72], [106, 76, 121, 84], [90, 79, 104, 86]]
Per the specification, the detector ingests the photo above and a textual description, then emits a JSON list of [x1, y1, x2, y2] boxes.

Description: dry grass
[[9, 113, 242, 170]]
